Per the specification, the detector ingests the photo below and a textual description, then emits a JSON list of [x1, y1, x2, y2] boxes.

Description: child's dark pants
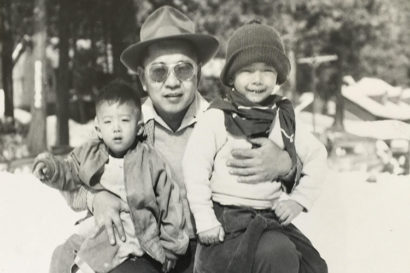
[[194, 202, 327, 273]]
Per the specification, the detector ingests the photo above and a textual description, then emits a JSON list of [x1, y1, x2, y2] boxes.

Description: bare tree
[[55, 0, 70, 146], [1, 0, 14, 118], [27, 0, 47, 154]]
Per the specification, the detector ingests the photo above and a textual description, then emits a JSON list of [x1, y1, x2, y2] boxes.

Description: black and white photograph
[[1, 1, 409, 273]]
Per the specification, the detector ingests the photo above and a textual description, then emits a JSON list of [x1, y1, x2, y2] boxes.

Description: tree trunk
[[101, 0, 111, 74], [55, 0, 70, 146], [108, 0, 136, 79], [27, 0, 47, 154], [333, 54, 345, 131], [1, 0, 14, 118]]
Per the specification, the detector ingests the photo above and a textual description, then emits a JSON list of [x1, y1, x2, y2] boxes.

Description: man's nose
[[164, 69, 181, 88]]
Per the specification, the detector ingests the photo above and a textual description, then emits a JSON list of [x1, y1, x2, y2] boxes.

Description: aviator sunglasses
[[148, 61, 196, 83]]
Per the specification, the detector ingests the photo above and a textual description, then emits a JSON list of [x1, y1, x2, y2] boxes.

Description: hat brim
[[120, 34, 219, 73]]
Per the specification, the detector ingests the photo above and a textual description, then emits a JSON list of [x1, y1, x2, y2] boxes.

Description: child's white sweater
[[183, 108, 328, 233]]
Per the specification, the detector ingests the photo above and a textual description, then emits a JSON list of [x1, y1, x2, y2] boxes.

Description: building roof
[[342, 77, 410, 121]]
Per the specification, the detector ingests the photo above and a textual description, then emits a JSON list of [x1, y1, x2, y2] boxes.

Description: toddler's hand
[[162, 257, 176, 273], [274, 200, 303, 226], [198, 225, 225, 245], [33, 162, 51, 181], [33, 153, 54, 182]]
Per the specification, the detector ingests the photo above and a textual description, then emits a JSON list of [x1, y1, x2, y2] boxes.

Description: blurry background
[[0, 0, 409, 273]]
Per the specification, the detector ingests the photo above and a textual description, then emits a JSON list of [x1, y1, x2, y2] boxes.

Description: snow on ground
[[1, 170, 409, 273], [0, 172, 84, 273], [294, 171, 410, 273]]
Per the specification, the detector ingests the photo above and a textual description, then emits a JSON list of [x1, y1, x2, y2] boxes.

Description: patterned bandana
[[210, 90, 297, 193]]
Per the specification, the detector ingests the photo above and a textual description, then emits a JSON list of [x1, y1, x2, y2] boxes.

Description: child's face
[[233, 62, 278, 104], [95, 101, 141, 157]]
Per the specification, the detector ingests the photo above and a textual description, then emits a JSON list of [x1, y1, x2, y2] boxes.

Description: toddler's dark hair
[[246, 18, 262, 25], [95, 79, 141, 110]]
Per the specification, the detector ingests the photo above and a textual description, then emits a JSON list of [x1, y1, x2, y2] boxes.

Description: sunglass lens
[[174, 62, 194, 81], [150, 65, 168, 82]]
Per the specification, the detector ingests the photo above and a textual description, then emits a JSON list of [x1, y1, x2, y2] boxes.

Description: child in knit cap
[[183, 20, 328, 273]]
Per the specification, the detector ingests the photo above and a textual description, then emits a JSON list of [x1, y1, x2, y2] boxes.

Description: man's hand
[[274, 200, 303, 226], [162, 258, 177, 273], [91, 191, 130, 245], [198, 226, 225, 245], [227, 138, 292, 184]]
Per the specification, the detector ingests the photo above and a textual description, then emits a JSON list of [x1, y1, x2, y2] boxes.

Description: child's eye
[[103, 120, 111, 124], [122, 119, 130, 122]]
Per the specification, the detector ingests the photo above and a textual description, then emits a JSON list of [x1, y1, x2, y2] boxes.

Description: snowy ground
[[293, 171, 410, 273], [1, 170, 409, 273]]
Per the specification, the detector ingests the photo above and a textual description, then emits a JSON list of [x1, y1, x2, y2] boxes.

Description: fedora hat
[[120, 6, 219, 72]]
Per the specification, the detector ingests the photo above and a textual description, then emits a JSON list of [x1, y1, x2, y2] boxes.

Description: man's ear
[[94, 117, 103, 139], [137, 67, 147, 92]]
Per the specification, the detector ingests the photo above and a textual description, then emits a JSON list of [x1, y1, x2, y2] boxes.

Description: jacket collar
[[142, 92, 209, 132]]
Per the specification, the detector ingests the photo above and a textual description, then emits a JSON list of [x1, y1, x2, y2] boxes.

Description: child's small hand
[[198, 225, 225, 245], [162, 257, 176, 273], [33, 153, 54, 183], [33, 162, 51, 181], [274, 200, 303, 226]]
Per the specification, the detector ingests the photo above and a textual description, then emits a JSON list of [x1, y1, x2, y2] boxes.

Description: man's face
[[140, 41, 199, 119], [95, 101, 141, 157]]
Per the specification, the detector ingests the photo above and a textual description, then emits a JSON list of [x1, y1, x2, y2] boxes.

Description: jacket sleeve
[[33, 152, 91, 211], [33, 150, 83, 191], [57, 141, 104, 212], [59, 186, 91, 212], [150, 150, 189, 259], [288, 120, 328, 211]]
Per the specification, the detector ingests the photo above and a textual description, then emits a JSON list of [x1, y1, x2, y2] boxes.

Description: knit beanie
[[220, 21, 291, 87]]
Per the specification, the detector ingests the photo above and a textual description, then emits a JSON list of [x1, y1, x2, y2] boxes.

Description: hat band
[[142, 26, 192, 41]]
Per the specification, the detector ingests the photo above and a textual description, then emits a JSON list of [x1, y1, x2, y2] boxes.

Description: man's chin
[[161, 102, 190, 114]]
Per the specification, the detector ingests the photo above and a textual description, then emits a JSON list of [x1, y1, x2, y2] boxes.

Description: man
[[61, 6, 326, 273]]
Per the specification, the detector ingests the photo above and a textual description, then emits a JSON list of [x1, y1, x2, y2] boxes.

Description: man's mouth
[[164, 93, 183, 102], [164, 92, 183, 98]]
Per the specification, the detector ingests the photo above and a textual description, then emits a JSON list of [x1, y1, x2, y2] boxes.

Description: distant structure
[[341, 77, 410, 122], [298, 77, 410, 123]]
